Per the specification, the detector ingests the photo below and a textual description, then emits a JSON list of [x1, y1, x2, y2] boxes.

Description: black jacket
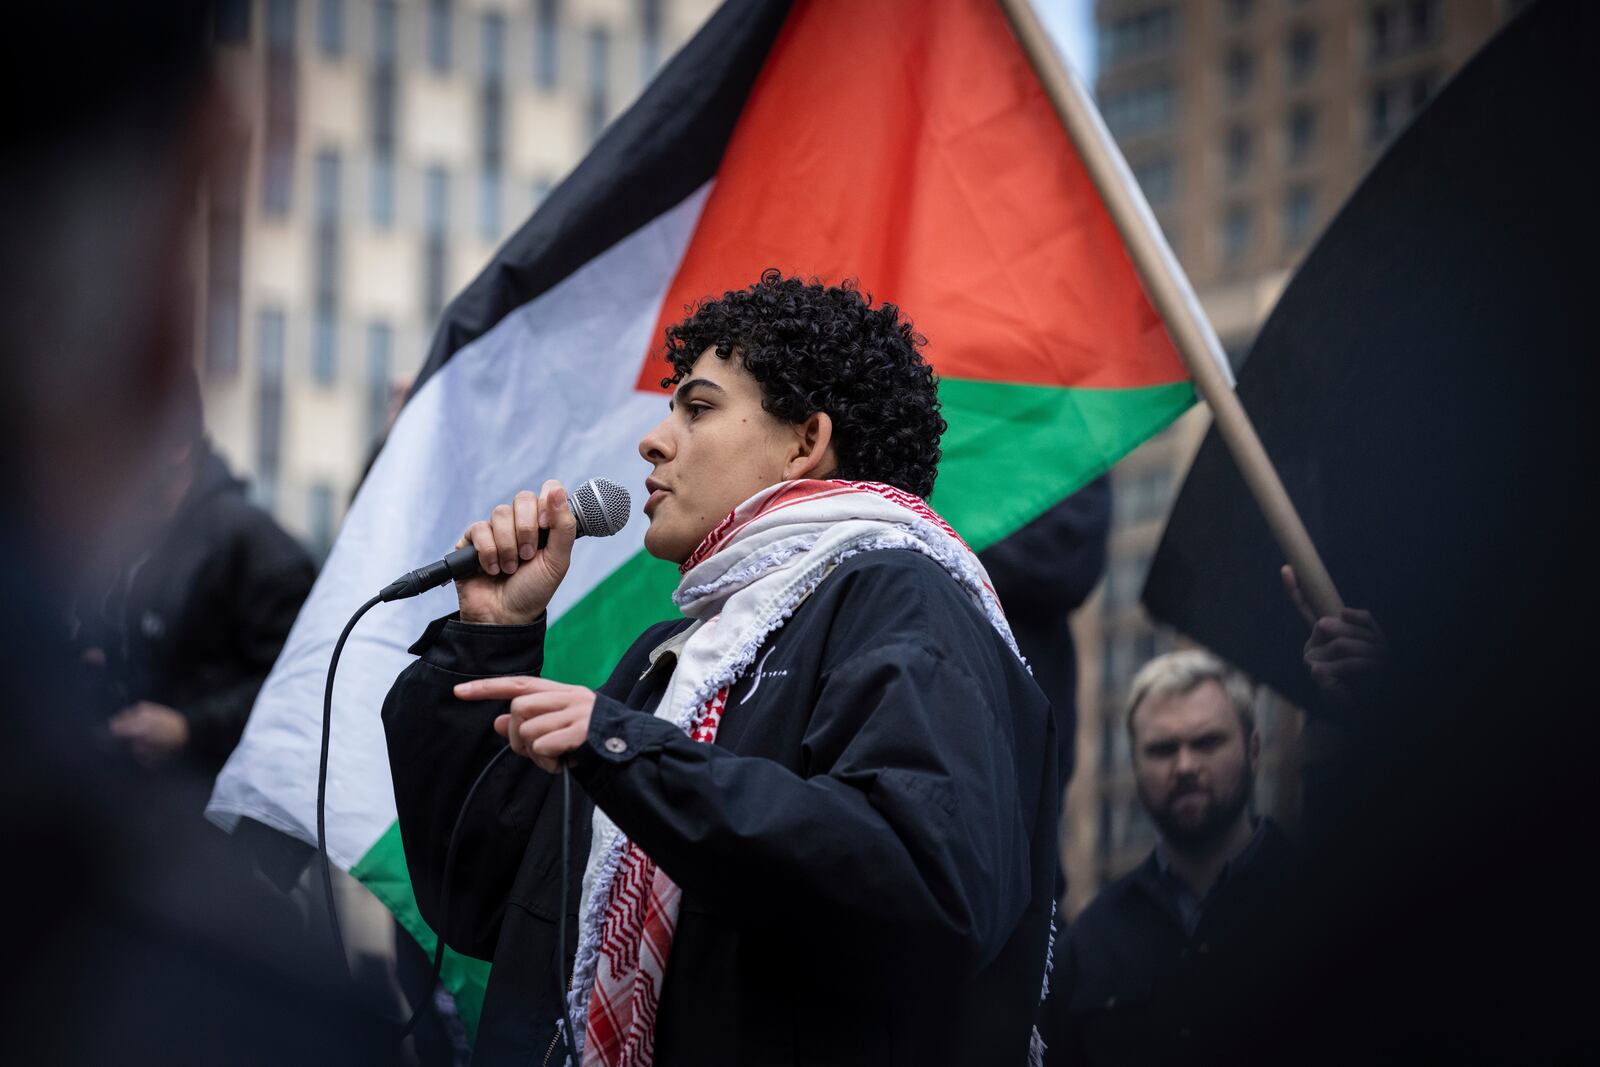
[[384, 548, 1058, 1066], [75, 448, 315, 770], [1041, 820, 1301, 1066]]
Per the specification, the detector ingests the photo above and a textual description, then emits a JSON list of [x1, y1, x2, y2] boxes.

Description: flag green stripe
[[352, 376, 1193, 1033], [930, 378, 1194, 549], [545, 551, 683, 686]]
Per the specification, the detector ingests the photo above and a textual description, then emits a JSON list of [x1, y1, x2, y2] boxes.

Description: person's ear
[[1248, 729, 1262, 771], [782, 411, 838, 481]]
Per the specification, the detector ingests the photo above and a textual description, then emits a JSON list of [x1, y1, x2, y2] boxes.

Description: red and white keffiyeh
[[569, 480, 1022, 1066]]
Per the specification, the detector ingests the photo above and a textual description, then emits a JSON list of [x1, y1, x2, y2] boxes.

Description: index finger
[[1280, 565, 1317, 626], [454, 675, 561, 701]]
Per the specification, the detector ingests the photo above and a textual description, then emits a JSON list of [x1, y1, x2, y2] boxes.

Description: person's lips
[[644, 478, 670, 517]]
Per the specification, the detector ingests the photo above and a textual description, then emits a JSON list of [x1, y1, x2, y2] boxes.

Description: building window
[[1224, 125, 1252, 181], [368, 156, 393, 227], [1105, 555, 1146, 612], [586, 26, 611, 143], [312, 311, 338, 386], [366, 322, 394, 445], [370, 156, 395, 227], [308, 483, 337, 559], [1099, 5, 1175, 66], [480, 52, 505, 171], [424, 166, 450, 319], [1222, 204, 1253, 264], [267, 0, 297, 49], [314, 148, 341, 224], [313, 223, 340, 296], [1284, 185, 1316, 248], [317, 0, 344, 57], [1368, 71, 1435, 144], [262, 148, 294, 217], [1286, 26, 1317, 83], [205, 153, 245, 378], [370, 2, 397, 230], [255, 307, 287, 510], [428, 0, 452, 74], [374, 0, 398, 64], [640, 0, 663, 79], [1286, 104, 1316, 164], [207, 297, 241, 379], [1369, 0, 1439, 61], [534, 0, 560, 90], [1102, 81, 1176, 137], [216, 0, 251, 42], [261, 0, 299, 218], [1114, 467, 1172, 526], [482, 10, 506, 80], [479, 170, 502, 241], [1133, 158, 1175, 206], [313, 149, 340, 386], [1223, 48, 1254, 100], [425, 166, 450, 234]]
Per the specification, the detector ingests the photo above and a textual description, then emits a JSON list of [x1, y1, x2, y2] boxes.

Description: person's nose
[[1173, 744, 1201, 777], [638, 416, 673, 465]]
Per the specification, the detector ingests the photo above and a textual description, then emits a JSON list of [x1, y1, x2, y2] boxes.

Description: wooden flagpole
[[997, 0, 1345, 620]]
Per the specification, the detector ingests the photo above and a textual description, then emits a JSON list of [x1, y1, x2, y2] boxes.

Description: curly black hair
[[661, 269, 946, 499]]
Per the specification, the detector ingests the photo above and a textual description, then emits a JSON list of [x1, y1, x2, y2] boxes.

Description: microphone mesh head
[[572, 477, 632, 537]]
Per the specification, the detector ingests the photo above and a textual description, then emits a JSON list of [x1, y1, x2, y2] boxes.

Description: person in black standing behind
[[1042, 650, 1299, 1065], [74, 372, 315, 776], [979, 477, 1110, 799]]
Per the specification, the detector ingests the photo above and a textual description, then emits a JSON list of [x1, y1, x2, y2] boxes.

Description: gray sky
[[1030, 0, 1096, 82]]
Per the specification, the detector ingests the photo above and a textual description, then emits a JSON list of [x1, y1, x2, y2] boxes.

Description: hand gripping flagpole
[[997, 0, 1345, 620]]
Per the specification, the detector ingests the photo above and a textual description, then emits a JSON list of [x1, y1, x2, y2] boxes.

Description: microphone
[[378, 478, 632, 602]]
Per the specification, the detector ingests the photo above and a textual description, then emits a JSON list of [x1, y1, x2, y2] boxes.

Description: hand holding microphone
[[454, 479, 578, 626], [378, 477, 631, 624]]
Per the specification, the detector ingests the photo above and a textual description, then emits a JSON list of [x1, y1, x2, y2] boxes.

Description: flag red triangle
[[636, 0, 1185, 395]]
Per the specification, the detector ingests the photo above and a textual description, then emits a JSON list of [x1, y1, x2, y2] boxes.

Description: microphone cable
[[317, 596, 581, 1064], [316, 593, 381, 989]]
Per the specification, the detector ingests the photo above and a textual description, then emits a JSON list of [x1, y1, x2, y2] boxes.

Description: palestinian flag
[[208, 0, 1213, 1033]]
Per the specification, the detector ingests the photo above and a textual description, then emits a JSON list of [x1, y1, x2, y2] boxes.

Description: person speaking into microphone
[[381, 271, 1058, 1067]]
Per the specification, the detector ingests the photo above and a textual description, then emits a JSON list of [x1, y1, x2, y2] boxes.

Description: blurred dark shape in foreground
[[1145, 0, 1593, 1059], [0, 3, 386, 1061]]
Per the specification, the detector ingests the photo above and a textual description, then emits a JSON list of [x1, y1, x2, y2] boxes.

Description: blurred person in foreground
[[384, 273, 1058, 1065], [73, 372, 315, 777], [0, 3, 383, 1061], [1041, 651, 1300, 1065]]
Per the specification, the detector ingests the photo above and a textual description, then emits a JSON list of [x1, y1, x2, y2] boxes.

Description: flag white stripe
[[207, 184, 712, 867]]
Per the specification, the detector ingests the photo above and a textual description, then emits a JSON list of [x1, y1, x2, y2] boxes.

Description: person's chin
[[643, 520, 692, 566]]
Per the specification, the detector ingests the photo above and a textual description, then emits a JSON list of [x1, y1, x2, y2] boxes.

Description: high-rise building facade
[[1064, 0, 1516, 913], [199, 0, 716, 557]]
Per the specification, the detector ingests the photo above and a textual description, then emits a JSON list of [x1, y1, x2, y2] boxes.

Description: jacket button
[[1197, 942, 1210, 955], [1104, 996, 1117, 1009], [1179, 1027, 1192, 1040], [603, 736, 627, 754]]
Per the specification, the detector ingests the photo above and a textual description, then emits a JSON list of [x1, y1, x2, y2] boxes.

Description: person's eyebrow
[[668, 378, 727, 411]]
